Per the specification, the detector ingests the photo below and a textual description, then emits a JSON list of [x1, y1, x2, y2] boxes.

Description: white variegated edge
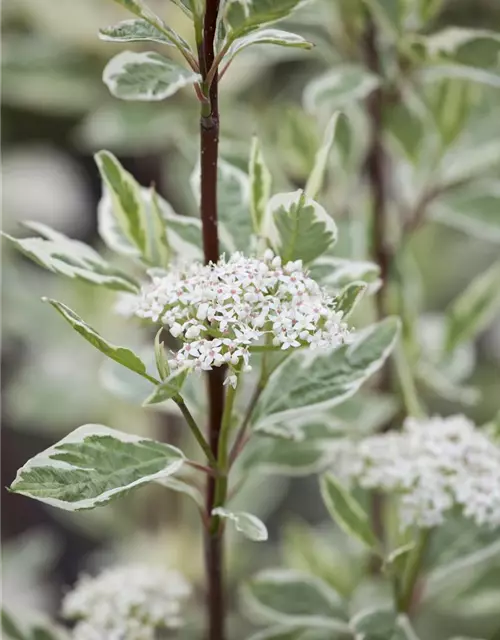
[[254, 318, 400, 429], [431, 203, 500, 244], [417, 26, 500, 56], [396, 615, 420, 640], [262, 190, 337, 256], [212, 507, 268, 541], [243, 441, 335, 477], [303, 66, 380, 113], [103, 51, 201, 101], [225, 28, 312, 59], [11, 425, 185, 511], [243, 569, 348, 630], [423, 538, 500, 601], [305, 111, 342, 199], [349, 606, 395, 635], [311, 256, 380, 289], [99, 19, 174, 45], [189, 158, 250, 254]]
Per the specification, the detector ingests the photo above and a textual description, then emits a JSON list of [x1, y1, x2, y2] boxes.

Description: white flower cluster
[[135, 251, 351, 385], [62, 564, 191, 640], [329, 415, 500, 529]]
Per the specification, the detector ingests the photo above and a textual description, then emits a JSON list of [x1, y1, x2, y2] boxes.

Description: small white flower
[[62, 564, 191, 640], [134, 251, 351, 376], [328, 415, 500, 530]]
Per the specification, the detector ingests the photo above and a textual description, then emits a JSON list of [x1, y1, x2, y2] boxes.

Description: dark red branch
[[199, 1, 225, 639]]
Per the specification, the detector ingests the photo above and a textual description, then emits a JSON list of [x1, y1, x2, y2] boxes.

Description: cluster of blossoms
[[135, 251, 352, 386], [329, 415, 500, 529], [62, 564, 191, 640]]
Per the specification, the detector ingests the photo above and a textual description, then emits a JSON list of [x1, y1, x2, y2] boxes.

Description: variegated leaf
[[304, 65, 379, 113], [10, 424, 184, 510], [252, 317, 400, 427], [2, 223, 139, 293], [43, 298, 154, 382], [249, 136, 272, 233], [262, 190, 337, 263], [103, 51, 200, 101], [213, 507, 268, 541]]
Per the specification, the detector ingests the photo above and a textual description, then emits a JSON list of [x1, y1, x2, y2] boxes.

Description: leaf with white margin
[[143, 369, 189, 405], [99, 19, 175, 45], [243, 569, 348, 629], [249, 136, 272, 233], [9, 424, 184, 510], [97, 157, 201, 264], [238, 437, 335, 477], [247, 624, 346, 639], [252, 317, 400, 426], [305, 112, 342, 200], [43, 298, 155, 382], [417, 27, 500, 57], [431, 181, 500, 244], [262, 190, 337, 263], [223, 0, 305, 39], [213, 507, 268, 541], [190, 158, 252, 252], [156, 476, 203, 507], [2, 224, 139, 294], [304, 66, 379, 113], [350, 608, 420, 640], [110, 0, 192, 55], [95, 150, 169, 266], [445, 262, 500, 353], [320, 473, 378, 550], [225, 28, 313, 62], [309, 256, 380, 292], [418, 64, 500, 89], [103, 51, 200, 101], [253, 411, 349, 442], [334, 282, 367, 319]]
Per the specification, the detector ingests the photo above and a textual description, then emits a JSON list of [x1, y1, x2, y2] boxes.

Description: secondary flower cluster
[[135, 251, 351, 385], [329, 415, 500, 529], [62, 564, 191, 640]]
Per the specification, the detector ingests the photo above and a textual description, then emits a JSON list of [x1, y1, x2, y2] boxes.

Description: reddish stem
[[198, 1, 226, 638]]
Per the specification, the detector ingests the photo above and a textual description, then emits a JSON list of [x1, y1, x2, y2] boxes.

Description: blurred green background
[[2, 0, 500, 637]]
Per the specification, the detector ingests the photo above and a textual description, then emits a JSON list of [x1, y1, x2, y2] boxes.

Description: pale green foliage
[[96, 150, 169, 265], [103, 51, 200, 101], [243, 569, 348, 629], [304, 66, 380, 113], [190, 158, 252, 251], [143, 369, 188, 405], [2, 224, 139, 293], [432, 181, 500, 243], [305, 112, 342, 200], [43, 298, 153, 382], [320, 474, 377, 550], [212, 508, 268, 541], [262, 191, 338, 263], [249, 136, 272, 233], [252, 317, 400, 428], [223, 0, 305, 39], [10, 425, 184, 510], [350, 608, 419, 640], [99, 19, 176, 45], [225, 29, 313, 62], [445, 263, 500, 352]]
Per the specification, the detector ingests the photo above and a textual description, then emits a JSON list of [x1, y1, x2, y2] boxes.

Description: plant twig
[[198, 2, 225, 637], [229, 381, 264, 466], [176, 399, 218, 468], [397, 529, 431, 614]]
